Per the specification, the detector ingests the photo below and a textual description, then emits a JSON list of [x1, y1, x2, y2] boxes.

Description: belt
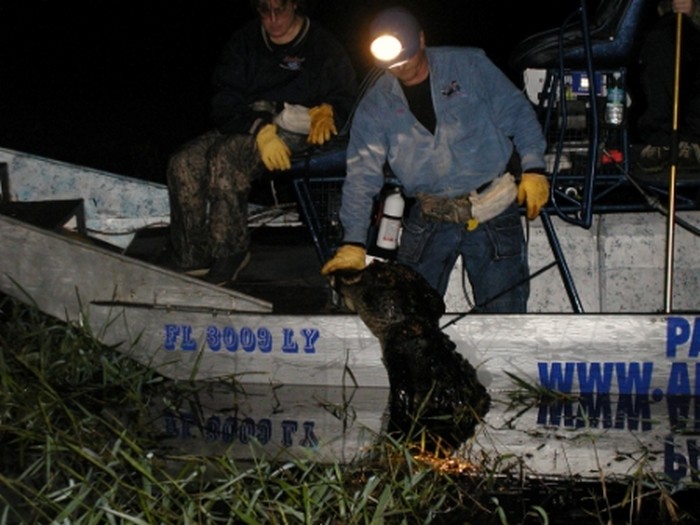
[[416, 173, 518, 229]]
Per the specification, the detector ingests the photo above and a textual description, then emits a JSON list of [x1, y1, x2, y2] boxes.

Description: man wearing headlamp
[[322, 7, 549, 313]]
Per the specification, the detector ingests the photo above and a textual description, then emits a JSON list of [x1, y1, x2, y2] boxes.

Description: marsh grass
[[1, 294, 698, 524]]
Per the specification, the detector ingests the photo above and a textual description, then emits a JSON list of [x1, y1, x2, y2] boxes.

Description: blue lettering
[[667, 317, 690, 358], [206, 326, 266, 352], [206, 325, 222, 351], [692, 318, 700, 358], [667, 395, 700, 433], [258, 328, 273, 353], [163, 411, 179, 436], [577, 363, 614, 394], [256, 419, 272, 444], [205, 325, 239, 351], [161, 412, 300, 447], [281, 420, 298, 447], [614, 395, 652, 431], [239, 417, 256, 443], [538, 362, 575, 393], [238, 328, 254, 352], [616, 362, 653, 395], [301, 328, 320, 353], [540, 362, 654, 395], [664, 436, 699, 482], [181, 325, 197, 351], [222, 417, 237, 443], [667, 317, 700, 358], [300, 421, 318, 448], [163, 324, 197, 351], [163, 324, 324, 354], [281, 328, 299, 353], [665, 435, 688, 482], [537, 394, 652, 431], [163, 324, 180, 351], [164, 412, 194, 438], [667, 396, 693, 432], [576, 393, 613, 428], [668, 362, 692, 396], [223, 326, 238, 351], [180, 412, 194, 438], [205, 415, 221, 441]]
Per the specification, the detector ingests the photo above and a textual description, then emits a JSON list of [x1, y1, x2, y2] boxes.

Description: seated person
[[166, 0, 357, 284], [637, 0, 700, 172]]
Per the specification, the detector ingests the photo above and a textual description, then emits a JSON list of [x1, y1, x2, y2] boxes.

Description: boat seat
[[506, 0, 661, 230], [509, 0, 658, 71], [505, 0, 659, 312], [257, 68, 385, 266], [288, 136, 347, 176]]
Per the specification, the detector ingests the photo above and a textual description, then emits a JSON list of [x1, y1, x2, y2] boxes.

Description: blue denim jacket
[[340, 46, 546, 244]]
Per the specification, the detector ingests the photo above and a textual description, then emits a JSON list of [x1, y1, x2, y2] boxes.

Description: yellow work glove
[[307, 103, 337, 145], [256, 124, 291, 171], [517, 172, 550, 220], [320, 245, 366, 276]]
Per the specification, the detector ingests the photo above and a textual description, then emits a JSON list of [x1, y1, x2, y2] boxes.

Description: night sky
[[0, 0, 580, 184]]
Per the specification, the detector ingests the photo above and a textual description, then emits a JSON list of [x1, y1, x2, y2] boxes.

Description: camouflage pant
[[166, 130, 264, 268], [167, 128, 309, 268]]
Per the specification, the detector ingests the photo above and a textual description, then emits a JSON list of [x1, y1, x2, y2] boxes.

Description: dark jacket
[[210, 16, 358, 135]]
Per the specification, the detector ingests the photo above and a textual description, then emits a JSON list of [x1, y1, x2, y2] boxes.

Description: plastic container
[[605, 72, 624, 126], [375, 187, 405, 250]]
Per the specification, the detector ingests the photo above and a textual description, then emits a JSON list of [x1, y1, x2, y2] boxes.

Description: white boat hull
[[2, 146, 700, 483]]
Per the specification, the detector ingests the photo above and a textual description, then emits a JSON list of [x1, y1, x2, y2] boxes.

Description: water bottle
[[376, 186, 405, 250], [605, 72, 624, 126]]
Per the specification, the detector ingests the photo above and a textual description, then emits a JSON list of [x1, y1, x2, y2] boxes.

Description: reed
[[0, 294, 696, 524]]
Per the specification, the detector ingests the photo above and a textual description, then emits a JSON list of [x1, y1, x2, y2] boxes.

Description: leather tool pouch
[[416, 173, 517, 225]]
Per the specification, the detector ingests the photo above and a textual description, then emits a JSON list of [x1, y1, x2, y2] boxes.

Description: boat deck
[[125, 222, 340, 315], [218, 226, 338, 314]]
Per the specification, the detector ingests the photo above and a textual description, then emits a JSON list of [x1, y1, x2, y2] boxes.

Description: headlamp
[[369, 7, 421, 69]]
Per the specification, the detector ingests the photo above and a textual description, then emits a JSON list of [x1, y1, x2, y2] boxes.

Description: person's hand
[[256, 124, 291, 170], [672, 0, 694, 16], [308, 103, 337, 145], [320, 245, 366, 275], [517, 173, 550, 220]]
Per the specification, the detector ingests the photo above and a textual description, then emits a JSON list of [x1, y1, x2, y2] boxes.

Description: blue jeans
[[397, 202, 530, 313]]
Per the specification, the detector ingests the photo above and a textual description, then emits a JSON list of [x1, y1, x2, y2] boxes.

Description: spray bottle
[[375, 185, 405, 251]]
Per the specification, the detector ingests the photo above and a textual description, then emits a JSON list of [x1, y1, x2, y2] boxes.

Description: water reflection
[[146, 382, 700, 484], [466, 392, 700, 484], [151, 382, 389, 463]]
